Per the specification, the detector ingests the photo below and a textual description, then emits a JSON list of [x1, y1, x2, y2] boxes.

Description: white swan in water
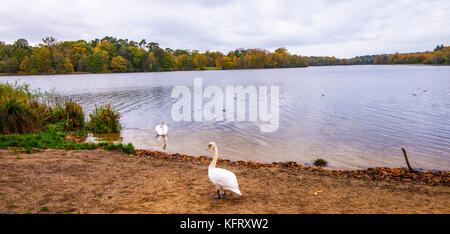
[[207, 142, 242, 198], [155, 121, 168, 136]]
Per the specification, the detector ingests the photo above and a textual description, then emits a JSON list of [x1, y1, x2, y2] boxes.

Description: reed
[[0, 82, 86, 133], [87, 104, 121, 133], [60, 99, 84, 131], [0, 99, 36, 134], [0, 82, 42, 134]]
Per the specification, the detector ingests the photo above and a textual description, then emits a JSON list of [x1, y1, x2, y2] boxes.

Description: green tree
[[434, 44, 444, 51], [54, 53, 67, 73], [70, 41, 89, 72], [128, 47, 142, 69], [12, 48, 31, 64], [3, 57, 19, 73], [85, 51, 109, 73], [0, 60, 5, 73], [138, 39, 147, 49], [13, 38, 29, 49], [161, 51, 176, 71], [30, 47, 52, 73], [147, 52, 158, 71], [42, 37, 57, 47], [146, 42, 164, 69]]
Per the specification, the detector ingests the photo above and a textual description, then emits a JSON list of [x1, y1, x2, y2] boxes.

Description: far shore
[[0, 148, 448, 214], [1, 64, 448, 78]]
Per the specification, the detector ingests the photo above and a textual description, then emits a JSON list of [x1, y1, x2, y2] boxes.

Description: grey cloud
[[0, 0, 449, 58]]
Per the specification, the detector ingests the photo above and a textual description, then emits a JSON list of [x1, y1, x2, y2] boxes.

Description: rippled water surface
[[2, 65, 449, 170]]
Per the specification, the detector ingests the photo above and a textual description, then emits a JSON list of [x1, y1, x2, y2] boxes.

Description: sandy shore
[[0, 149, 449, 214]]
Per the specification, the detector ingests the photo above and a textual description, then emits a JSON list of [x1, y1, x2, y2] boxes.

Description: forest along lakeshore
[[0, 38, 449, 214], [0, 37, 449, 75]]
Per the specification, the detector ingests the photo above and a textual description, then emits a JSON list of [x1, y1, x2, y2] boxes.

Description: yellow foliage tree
[[110, 56, 128, 72], [193, 54, 207, 70]]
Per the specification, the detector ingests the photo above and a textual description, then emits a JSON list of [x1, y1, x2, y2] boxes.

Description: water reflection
[[155, 135, 168, 150]]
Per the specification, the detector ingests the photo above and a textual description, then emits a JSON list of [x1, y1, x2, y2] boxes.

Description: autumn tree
[[161, 51, 176, 71], [53, 53, 74, 73], [5, 36, 448, 75], [424, 53, 446, 64], [193, 53, 207, 69], [217, 56, 235, 69], [374, 55, 389, 64], [176, 54, 189, 70], [30, 47, 52, 73], [96, 40, 118, 58], [110, 56, 128, 72]]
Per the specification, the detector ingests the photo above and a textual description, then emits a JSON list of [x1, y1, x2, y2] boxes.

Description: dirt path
[[0, 149, 448, 214]]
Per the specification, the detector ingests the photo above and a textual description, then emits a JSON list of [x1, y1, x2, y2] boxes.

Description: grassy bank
[[203, 66, 222, 70], [0, 126, 134, 154], [0, 82, 134, 154]]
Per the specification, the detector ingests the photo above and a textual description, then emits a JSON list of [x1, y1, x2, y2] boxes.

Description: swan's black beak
[[206, 145, 211, 151]]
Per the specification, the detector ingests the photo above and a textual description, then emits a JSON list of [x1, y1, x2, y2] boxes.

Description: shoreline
[[135, 149, 450, 186], [1, 64, 448, 77], [1, 148, 448, 214]]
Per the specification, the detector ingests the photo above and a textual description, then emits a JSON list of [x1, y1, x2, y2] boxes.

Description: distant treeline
[[305, 44, 450, 66], [372, 45, 450, 65], [0, 37, 448, 75]]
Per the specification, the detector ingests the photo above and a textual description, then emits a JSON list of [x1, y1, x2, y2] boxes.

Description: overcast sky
[[1, 0, 449, 58]]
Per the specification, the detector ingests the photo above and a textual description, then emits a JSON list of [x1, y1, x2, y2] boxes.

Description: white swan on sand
[[207, 142, 242, 198], [155, 121, 168, 136]]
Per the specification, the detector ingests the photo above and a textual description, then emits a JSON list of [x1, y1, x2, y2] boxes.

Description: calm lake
[[2, 65, 449, 170]]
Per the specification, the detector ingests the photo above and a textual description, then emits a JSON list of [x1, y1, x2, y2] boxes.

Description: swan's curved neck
[[209, 146, 218, 169]]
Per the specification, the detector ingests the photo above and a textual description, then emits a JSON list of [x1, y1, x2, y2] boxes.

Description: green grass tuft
[[0, 126, 134, 154], [0, 99, 37, 134]]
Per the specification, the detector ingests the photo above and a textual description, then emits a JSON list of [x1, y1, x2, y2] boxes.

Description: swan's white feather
[[208, 168, 242, 196], [155, 124, 168, 135]]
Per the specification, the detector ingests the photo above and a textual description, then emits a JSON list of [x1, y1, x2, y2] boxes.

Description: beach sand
[[0, 149, 449, 214]]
